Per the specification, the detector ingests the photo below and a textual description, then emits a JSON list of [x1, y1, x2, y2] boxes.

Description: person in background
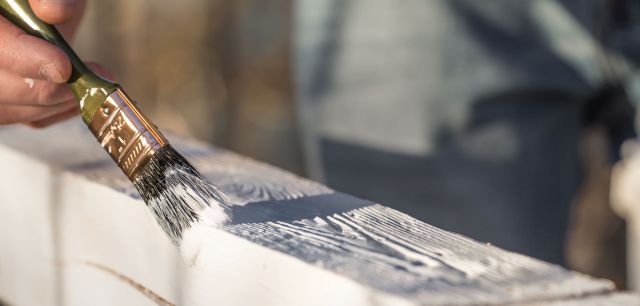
[[295, 0, 638, 265], [0, 0, 636, 268]]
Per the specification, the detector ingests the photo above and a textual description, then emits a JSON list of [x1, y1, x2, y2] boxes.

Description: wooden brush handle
[[0, 0, 117, 123]]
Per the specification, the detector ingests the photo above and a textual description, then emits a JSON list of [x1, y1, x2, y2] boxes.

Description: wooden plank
[[0, 146, 59, 305], [0, 141, 181, 306], [520, 292, 640, 305], [228, 203, 613, 305], [0, 121, 619, 305]]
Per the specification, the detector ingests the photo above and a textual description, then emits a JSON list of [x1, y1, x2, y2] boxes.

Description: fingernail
[[41, 63, 65, 83]]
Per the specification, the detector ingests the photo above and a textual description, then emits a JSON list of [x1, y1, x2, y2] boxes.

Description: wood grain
[[0, 122, 330, 205], [520, 292, 640, 305], [0, 121, 631, 305], [229, 204, 613, 305]]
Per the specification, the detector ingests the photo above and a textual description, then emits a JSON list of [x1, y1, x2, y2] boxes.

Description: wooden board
[[521, 292, 640, 305], [0, 121, 631, 305]]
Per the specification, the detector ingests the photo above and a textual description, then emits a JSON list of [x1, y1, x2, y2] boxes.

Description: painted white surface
[[57, 175, 180, 306], [0, 121, 631, 305], [0, 146, 58, 306], [180, 229, 405, 306]]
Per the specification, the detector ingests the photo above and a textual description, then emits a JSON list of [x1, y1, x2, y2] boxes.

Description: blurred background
[[75, 0, 303, 174], [72, 0, 640, 290]]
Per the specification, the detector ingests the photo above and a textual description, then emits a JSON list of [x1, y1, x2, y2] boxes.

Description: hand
[[611, 139, 640, 222], [0, 0, 92, 128]]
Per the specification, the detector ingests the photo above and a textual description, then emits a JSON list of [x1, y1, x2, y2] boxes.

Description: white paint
[[180, 204, 229, 266], [0, 121, 624, 305], [145, 177, 230, 226], [57, 175, 180, 306], [0, 145, 59, 306], [230, 205, 613, 305], [24, 78, 35, 89], [180, 223, 222, 269], [198, 202, 229, 227], [179, 228, 410, 306]]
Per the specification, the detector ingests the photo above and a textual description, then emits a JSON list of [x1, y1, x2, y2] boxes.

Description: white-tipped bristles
[[133, 146, 231, 246]]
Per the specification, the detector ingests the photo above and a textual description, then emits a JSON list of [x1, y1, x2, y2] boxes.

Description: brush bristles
[[133, 146, 231, 245]]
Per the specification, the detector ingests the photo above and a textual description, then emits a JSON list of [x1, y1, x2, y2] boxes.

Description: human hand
[[0, 0, 103, 128], [611, 139, 640, 223]]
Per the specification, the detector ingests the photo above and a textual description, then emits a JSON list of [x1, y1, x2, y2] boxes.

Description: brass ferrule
[[88, 88, 168, 180]]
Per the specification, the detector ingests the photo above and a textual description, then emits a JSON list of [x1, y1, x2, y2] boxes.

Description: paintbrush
[[0, 0, 231, 245]]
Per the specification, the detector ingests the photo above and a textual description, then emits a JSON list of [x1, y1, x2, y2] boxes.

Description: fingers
[[0, 67, 76, 127], [0, 100, 76, 125], [21, 62, 116, 128], [29, 0, 87, 40], [0, 0, 86, 82], [44, 0, 86, 42], [25, 103, 79, 128], [0, 61, 117, 127], [29, 0, 83, 25], [0, 17, 71, 82], [0, 69, 73, 106], [0, 0, 88, 127], [0, 62, 116, 107]]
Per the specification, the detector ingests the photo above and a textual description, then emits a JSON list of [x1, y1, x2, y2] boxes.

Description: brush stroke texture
[[0, 121, 626, 305]]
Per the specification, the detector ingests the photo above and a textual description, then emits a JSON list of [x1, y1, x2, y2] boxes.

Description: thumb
[[28, 0, 82, 25]]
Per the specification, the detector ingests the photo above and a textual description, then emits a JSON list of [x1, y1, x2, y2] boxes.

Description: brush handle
[[0, 0, 117, 122]]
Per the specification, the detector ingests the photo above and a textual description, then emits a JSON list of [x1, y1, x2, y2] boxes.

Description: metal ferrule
[[88, 88, 168, 180]]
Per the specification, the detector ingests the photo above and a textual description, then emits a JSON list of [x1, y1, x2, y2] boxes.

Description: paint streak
[[24, 78, 34, 89], [180, 222, 225, 268]]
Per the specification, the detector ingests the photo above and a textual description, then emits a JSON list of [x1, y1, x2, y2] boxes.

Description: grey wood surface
[[0, 121, 633, 305], [521, 292, 640, 305]]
